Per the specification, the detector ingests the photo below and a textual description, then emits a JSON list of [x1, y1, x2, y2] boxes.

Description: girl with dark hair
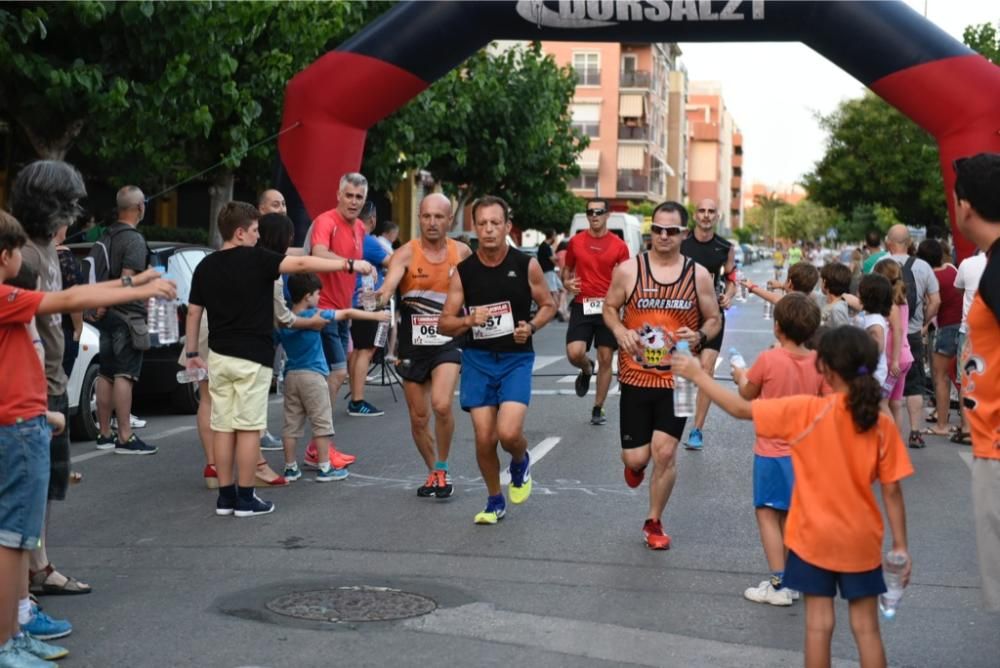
[[870, 263, 914, 432], [673, 325, 912, 668]]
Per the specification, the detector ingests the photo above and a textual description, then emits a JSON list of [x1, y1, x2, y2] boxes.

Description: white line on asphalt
[[144, 426, 196, 440], [532, 355, 562, 372], [70, 449, 111, 464], [557, 375, 577, 383], [725, 328, 773, 334], [959, 451, 973, 471], [70, 425, 196, 463], [714, 357, 724, 373], [500, 436, 561, 486]]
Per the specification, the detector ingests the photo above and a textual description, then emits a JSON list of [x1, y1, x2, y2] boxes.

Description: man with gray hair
[[882, 223, 940, 448], [93, 186, 156, 455]]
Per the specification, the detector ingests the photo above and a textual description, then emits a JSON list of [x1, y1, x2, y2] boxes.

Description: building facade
[[685, 81, 743, 232]]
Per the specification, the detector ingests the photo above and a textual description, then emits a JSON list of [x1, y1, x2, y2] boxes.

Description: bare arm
[[923, 291, 941, 326], [888, 304, 903, 374], [184, 304, 207, 370], [842, 293, 862, 311], [676, 264, 722, 348], [603, 259, 641, 357], [375, 243, 413, 303], [279, 255, 373, 276], [38, 279, 175, 316], [673, 354, 753, 420], [336, 308, 391, 322], [881, 480, 911, 585], [514, 258, 556, 344], [438, 269, 477, 337], [732, 367, 761, 400], [720, 246, 737, 308]]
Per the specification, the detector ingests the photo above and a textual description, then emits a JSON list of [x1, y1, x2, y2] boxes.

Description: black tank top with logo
[[681, 233, 732, 296], [457, 248, 534, 353]]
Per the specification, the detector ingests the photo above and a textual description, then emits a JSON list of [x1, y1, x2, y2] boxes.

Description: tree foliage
[[774, 199, 839, 243], [964, 21, 999, 65]]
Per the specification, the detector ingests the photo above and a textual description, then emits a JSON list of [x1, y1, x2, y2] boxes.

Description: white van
[[568, 211, 644, 257]]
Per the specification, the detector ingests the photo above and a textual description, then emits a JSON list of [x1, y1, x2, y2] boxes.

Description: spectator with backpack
[[882, 225, 940, 448], [88, 186, 156, 455]]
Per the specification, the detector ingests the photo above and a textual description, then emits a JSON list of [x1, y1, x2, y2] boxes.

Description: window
[[571, 103, 600, 138], [570, 171, 599, 190], [573, 52, 600, 86]]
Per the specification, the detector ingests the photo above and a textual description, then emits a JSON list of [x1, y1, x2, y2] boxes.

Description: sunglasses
[[651, 224, 684, 237], [586, 208, 607, 217]]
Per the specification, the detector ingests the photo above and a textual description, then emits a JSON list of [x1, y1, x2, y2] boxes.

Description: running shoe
[[0, 638, 53, 668], [234, 491, 275, 518], [590, 406, 607, 425], [112, 413, 146, 429], [642, 519, 671, 550], [203, 464, 219, 489], [684, 428, 703, 451], [474, 496, 506, 525], [316, 467, 349, 482], [305, 441, 355, 468], [260, 431, 283, 451], [95, 432, 117, 451], [574, 358, 594, 397], [508, 453, 532, 504], [417, 471, 439, 498], [744, 580, 793, 606], [624, 465, 646, 489], [12, 632, 69, 661], [434, 470, 454, 499], [114, 433, 158, 455], [21, 608, 71, 641], [347, 400, 384, 417], [908, 431, 926, 449], [283, 465, 302, 482]]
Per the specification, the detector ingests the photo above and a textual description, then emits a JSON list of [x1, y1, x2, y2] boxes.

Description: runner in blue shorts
[[439, 196, 556, 525]]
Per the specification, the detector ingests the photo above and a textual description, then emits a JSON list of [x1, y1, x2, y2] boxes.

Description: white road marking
[[557, 375, 577, 383], [500, 436, 561, 486], [532, 355, 561, 372], [714, 357, 724, 373], [144, 426, 196, 440], [70, 449, 112, 464], [724, 328, 773, 334], [959, 451, 973, 471], [70, 425, 196, 463]]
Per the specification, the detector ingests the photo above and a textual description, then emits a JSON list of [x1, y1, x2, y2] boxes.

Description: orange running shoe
[[417, 471, 438, 498], [642, 519, 671, 550]]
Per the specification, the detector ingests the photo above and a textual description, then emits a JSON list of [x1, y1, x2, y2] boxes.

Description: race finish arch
[[276, 0, 1000, 258]]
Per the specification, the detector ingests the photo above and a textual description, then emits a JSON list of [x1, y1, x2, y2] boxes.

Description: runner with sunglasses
[[603, 201, 721, 549], [679, 198, 736, 451], [562, 200, 630, 425]]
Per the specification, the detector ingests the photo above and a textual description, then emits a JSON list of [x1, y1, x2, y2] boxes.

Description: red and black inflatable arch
[[276, 0, 1000, 258]]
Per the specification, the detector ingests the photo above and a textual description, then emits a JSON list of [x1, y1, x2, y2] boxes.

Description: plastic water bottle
[[147, 266, 178, 344], [672, 340, 696, 417], [763, 298, 772, 320], [276, 355, 286, 396], [176, 368, 208, 384], [728, 347, 746, 371], [736, 268, 748, 301], [360, 273, 377, 311], [879, 550, 908, 619]]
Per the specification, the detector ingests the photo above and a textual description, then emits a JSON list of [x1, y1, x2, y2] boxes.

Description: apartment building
[[686, 81, 743, 232], [541, 41, 682, 210]]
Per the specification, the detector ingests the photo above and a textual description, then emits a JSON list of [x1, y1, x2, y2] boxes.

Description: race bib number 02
[[582, 297, 604, 316], [471, 301, 515, 340], [411, 314, 451, 346]]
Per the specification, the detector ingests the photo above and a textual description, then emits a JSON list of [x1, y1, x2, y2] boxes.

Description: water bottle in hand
[[176, 368, 208, 384], [360, 273, 377, 311], [878, 550, 908, 620], [728, 347, 746, 371], [672, 340, 696, 417], [763, 299, 772, 320], [148, 266, 179, 344], [736, 267, 748, 300]]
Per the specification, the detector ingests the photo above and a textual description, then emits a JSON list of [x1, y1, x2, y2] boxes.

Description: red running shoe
[[624, 466, 646, 489], [305, 441, 356, 468], [642, 519, 671, 550]]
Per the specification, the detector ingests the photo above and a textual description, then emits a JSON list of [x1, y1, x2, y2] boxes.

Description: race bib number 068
[[411, 314, 451, 346], [471, 301, 515, 340]]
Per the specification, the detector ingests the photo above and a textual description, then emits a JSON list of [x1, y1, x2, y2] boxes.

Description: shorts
[[783, 550, 886, 600], [703, 314, 725, 353], [98, 316, 144, 381], [881, 362, 912, 402], [752, 454, 793, 510], [350, 320, 378, 350], [544, 270, 562, 292], [902, 333, 926, 397], [321, 319, 351, 371], [207, 350, 272, 432], [0, 416, 51, 550], [566, 302, 617, 351], [934, 323, 960, 357], [46, 393, 70, 501], [972, 457, 1000, 610], [619, 383, 687, 448], [459, 348, 533, 410], [397, 347, 462, 384], [282, 370, 334, 440]]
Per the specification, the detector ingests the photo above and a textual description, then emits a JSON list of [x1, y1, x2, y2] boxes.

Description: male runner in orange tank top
[[603, 201, 721, 549]]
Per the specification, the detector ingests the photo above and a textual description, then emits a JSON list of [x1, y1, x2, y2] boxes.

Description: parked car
[[740, 244, 756, 265], [64, 242, 211, 441]]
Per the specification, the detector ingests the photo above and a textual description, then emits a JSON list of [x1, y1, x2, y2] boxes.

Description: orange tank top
[[618, 254, 701, 389], [397, 239, 461, 357]]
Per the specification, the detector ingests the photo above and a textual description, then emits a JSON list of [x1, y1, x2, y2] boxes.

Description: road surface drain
[[266, 586, 437, 622]]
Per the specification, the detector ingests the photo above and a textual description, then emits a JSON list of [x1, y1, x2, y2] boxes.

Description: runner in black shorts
[[680, 198, 736, 451], [562, 199, 630, 425], [604, 201, 721, 549], [376, 193, 472, 500]]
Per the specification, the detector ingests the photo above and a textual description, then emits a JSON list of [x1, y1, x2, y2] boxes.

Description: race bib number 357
[[411, 314, 451, 346], [471, 301, 515, 340]]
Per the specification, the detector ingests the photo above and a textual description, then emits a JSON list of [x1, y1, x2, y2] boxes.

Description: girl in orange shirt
[[674, 325, 913, 668]]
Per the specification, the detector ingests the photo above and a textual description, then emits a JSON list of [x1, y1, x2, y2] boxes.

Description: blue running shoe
[[13, 632, 69, 661], [316, 467, 349, 482], [21, 607, 72, 640], [684, 428, 703, 451], [0, 638, 52, 668], [347, 400, 384, 417], [283, 465, 302, 482], [474, 495, 507, 525]]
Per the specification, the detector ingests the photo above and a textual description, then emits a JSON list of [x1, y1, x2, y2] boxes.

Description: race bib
[[471, 301, 515, 340], [582, 297, 604, 316], [410, 314, 452, 346]]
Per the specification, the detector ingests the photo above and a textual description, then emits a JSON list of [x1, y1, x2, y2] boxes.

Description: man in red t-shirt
[[310, 173, 368, 415], [562, 200, 630, 426]]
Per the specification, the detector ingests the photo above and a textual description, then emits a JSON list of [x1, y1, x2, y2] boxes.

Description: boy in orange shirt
[[733, 293, 827, 606], [674, 325, 912, 668]]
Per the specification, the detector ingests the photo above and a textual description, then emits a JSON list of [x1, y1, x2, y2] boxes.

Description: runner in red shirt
[[562, 200, 630, 426]]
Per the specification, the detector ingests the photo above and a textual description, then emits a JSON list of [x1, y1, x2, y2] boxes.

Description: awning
[[617, 145, 645, 170], [619, 94, 644, 118], [571, 103, 601, 123], [576, 149, 600, 171]]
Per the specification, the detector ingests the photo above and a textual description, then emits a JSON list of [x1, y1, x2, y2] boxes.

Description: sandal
[[29, 564, 92, 595], [908, 431, 927, 449], [921, 426, 952, 437], [950, 431, 972, 445]]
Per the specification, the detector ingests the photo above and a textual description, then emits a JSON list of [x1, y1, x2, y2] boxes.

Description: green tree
[[776, 200, 839, 243], [836, 203, 901, 243], [964, 21, 999, 65], [751, 192, 788, 243]]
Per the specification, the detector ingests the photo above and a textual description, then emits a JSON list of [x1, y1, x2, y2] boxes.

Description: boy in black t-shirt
[[184, 202, 373, 518]]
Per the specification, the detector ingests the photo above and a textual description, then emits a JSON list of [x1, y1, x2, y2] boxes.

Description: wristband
[[185, 351, 200, 359], [528, 322, 537, 335], [121, 276, 133, 287], [347, 259, 354, 273]]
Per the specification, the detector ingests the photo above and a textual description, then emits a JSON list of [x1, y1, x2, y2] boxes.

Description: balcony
[[731, 175, 742, 190], [691, 122, 717, 142], [732, 153, 742, 169], [620, 70, 651, 88], [574, 68, 601, 86], [618, 125, 649, 140], [617, 170, 650, 194]]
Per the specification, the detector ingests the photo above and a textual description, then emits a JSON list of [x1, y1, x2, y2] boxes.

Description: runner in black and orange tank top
[[604, 201, 721, 550]]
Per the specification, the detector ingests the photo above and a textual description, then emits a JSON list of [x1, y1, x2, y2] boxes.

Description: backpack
[[82, 226, 145, 284], [901, 256, 918, 316]]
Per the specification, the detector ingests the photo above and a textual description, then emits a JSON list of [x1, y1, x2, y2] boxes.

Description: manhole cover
[[266, 586, 437, 622]]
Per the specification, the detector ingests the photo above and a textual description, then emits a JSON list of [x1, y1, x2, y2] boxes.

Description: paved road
[[46, 260, 996, 667]]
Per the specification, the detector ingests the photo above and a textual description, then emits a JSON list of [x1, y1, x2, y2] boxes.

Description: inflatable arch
[[277, 0, 1000, 258]]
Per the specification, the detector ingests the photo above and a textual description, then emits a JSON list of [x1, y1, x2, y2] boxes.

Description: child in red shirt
[[675, 325, 912, 668]]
